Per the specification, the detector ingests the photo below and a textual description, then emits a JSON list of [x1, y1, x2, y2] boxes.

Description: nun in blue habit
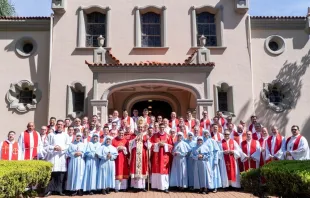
[[185, 132, 197, 190], [202, 129, 222, 192], [96, 136, 118, 194], [169, 132, 191, 190], [82, 133, 101, 194], [191, 136, 211, 194], [66, 132, 86, 196]]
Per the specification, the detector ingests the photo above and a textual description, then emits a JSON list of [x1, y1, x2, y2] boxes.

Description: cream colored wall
[[0, 31, 50, 140], [251, 29, 310, 139]]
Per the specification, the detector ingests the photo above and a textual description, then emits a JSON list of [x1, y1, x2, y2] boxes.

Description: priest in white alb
[[285, 125, 310, 160], [219, 129, 245, 188], [265, 126, 286, 162], [240, 131, 261, 171], [18, 122, 43, 160]]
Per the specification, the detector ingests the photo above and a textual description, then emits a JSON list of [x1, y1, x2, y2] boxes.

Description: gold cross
[[12, 148, 18, 155]]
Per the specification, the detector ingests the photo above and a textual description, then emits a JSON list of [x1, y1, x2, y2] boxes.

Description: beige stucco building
[[0, 0, 310, 141]]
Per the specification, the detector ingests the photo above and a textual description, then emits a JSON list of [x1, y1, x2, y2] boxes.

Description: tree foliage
[[0, 0, 15, 16]]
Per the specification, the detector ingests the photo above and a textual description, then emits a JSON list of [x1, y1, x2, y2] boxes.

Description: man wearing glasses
[[285, 125, 310, 160]]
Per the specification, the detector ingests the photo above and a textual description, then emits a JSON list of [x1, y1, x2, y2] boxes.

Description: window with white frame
[[141, 12, 161, 47], [214, 83, 234, 114], [196, 12, 217, 46], [86, 12, 106, 47], [134, 6, 167, 48], [77, 6, 110, 48], [191, 6, 224, 48]]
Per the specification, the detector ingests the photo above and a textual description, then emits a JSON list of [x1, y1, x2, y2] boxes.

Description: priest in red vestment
[[128, 124, 152, 191], [169, 112, 179, 129], [219, 130, 245, 188], [112, 130, 129, 192], [185, 111, 195, 131], [122, 110, 135, 132], [265, 126, 286, 162], [200, 110, 211, 130], [142, 108, 151, 125], [248, 115, 257, 133], [240, 131, 261, 171], [0, 131, 20, 160], [285, 125, 310, 160], [230, 124, 246, 171], [18, 122, 43, 160], [150, 123, 173, 193], [258, 127, 269, 167]]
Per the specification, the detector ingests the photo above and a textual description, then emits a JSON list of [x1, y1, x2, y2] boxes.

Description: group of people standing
[[0, 108, 309, 197]]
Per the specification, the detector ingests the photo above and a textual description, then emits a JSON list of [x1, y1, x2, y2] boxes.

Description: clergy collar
[[6, 139, 15, 144], [292, 134, 300, 138], [159, 132, 165, 135], [27, 130, 34, 133]]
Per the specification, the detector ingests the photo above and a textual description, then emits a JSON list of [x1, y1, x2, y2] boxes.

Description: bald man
[[18, 122, 43, 160]]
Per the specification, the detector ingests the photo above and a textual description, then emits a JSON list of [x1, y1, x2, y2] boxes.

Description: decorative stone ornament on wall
[[15, 37, 37, 57], [52, 0, 66, 13], [260, 80, 293, 113], [6, 80, 42, 113], [265, 35, 286, 55]]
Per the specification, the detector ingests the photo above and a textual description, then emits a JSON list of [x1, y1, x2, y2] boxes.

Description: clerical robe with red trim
[[112, 137, 129, 180]]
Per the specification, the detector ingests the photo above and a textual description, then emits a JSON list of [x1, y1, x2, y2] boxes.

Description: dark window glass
[[269, 41, 279, 51], [18, 88, 35, 104], [268, 87, 283, 105], [218, 91, 228, 112], [196, 12, 217, 46], [86, 12, 106, 47], [73, 91, 84, 112], [141, 12, 161, 47]]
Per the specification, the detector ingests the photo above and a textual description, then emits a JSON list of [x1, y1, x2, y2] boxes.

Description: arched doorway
[[131, 100, 172, 119]]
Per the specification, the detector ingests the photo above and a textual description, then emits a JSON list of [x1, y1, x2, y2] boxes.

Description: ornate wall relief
[[6, 80, 42, 113], [260, 80, 293, 112]]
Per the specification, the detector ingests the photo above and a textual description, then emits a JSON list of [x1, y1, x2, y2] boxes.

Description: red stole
[[143, 116, 151, 124], [267, 135, 282, 155], [122, 116, 131, 125], [222, 139, 236, 181], [233, 131, 246, 145], [185, 119, 195, 129], [249, 124, 255, 132], [98, 131, 105, 143], [23, 131, 39, 160], [286, 135, 302, 151], [200, 118, 211, 128], [1, 141, 19, 160], [252, 132, 261, 140], [218, 125, 223, 133], [169, 119, 179, 128], [219, 117, 226, 127], [112, 137, 129, 179], [211, 132, 221, 141], [241, 140, 257, 171]]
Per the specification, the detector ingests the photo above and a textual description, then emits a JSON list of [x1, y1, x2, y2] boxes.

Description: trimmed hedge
[[241, 160, 310, 198], [0, 160, 53, 198]]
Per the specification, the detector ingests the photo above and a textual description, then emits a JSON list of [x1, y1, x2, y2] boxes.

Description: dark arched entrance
[[131, 100, 172, 119]]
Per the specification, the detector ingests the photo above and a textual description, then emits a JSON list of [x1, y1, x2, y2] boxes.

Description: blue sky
[[11, 0, 310, 16]]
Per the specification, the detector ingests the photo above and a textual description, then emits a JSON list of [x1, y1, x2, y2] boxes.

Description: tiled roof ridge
[[0, 16, 50, 20]]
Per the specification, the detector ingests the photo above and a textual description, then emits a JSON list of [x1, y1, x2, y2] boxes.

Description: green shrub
[[241, 160, 310, 198], [0, 160, 53, 198]]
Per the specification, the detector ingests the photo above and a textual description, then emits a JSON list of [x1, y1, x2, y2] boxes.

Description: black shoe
[[59, 192, 66, 196], [115, 189, 119, 193], [89, 191, 94, 195], [102, 190, 106, 195], [78, 190, 83, 196], [164, 189, 169, 193], [71, 191, 78, 196], [44, 191, 52, 197], [142, 189, 147, 192], [106, 189, 110, 194]]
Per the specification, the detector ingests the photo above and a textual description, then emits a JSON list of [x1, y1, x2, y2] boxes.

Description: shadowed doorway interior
[[131, 100, 172, 119]]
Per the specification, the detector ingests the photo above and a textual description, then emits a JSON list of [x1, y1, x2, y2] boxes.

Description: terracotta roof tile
[[85, 60, 215, 67], [0, 16, 50, 20], [107, 50, 120, 64], [251, 16, 306, 19], [184, 50, 198, 63]]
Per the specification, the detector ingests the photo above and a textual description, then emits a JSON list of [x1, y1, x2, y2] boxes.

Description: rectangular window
[[86, 12, 106, 47], [218, 91, 228, 112], [196, 12, 217, 46], [141, 12, 161, 47], [73, 92, 84, 112], [19, 88, 34, 104]]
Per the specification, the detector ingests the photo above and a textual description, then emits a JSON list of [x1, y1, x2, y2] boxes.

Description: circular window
[[265, 35, 285, 55], [15, 37, 37, 57]]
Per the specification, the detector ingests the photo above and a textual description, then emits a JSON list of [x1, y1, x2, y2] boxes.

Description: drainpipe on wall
[[247, 14, 256, 115], [47, 14, 54, 122]]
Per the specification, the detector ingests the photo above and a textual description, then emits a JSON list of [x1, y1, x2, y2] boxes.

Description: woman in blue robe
[[66, 132, 86, 196], [82, 133, 101, 194], [96, 136, 118, 194], [185, 132, 197, 190], [170, 132, 191, 190], [191, 136, 211, 194], [203, 129, 222, 192]]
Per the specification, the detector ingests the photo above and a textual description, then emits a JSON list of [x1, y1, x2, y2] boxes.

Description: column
[[100, 101, 108, 124], [134, 7, 141, 47], [197, 99, 214, 119], [78, 7, 85, 47], [92, 73, 98, 115], [191, 7, 197, 47], [161, 6, 167, 47], [90, 100, 108, 124], [105, 7, 111, 47]]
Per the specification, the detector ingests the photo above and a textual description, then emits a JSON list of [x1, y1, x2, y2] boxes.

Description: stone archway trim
[[122, 92, 182, 115], [101, 78, 202, 100]]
